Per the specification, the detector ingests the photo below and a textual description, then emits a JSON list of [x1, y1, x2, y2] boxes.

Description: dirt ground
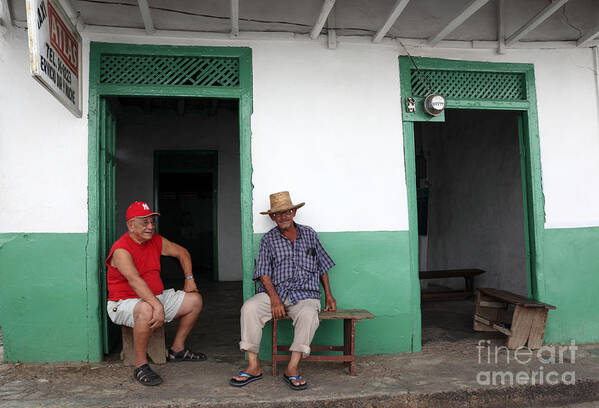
[[3, 292, 599, 407], [2, 340, 599, 407]]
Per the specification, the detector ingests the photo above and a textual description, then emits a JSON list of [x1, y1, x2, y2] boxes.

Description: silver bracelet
[[184, 275, 194, 280]]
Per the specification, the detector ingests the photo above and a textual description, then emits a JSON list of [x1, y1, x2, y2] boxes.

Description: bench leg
[[465, 277, 474, 295], [527, 308, 549, 349], [344, 319, 356, 375], [507, 305, 535, 349], [272, 319, 278, 377]]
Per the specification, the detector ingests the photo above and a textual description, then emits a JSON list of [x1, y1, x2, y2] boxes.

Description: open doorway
[[155, 150, 218, 283], [106, 96, 243, 358], [415, 109, 529, 345]]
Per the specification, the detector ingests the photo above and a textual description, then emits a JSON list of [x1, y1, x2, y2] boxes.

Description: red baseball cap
[[126, 201, 160, 220]]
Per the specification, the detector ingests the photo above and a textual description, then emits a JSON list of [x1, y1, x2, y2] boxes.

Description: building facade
[[1, 0, 599, 362]]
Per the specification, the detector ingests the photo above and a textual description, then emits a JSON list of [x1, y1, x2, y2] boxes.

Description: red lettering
[[48, 1, 78, 78]]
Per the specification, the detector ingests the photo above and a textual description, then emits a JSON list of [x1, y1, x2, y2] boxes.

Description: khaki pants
[[239, 293, 321, 357]]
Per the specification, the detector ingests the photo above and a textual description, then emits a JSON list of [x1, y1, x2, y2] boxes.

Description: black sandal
[[167, 347, 207, 362], [133, 364, 163, 386]]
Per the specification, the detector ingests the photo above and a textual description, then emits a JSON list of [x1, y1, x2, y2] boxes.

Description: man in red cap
[[106, 201, 206, 386]]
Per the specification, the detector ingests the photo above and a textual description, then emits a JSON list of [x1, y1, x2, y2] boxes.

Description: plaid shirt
[[254, 223, 335, 305]]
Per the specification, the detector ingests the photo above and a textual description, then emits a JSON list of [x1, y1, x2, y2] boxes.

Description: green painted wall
[[0, 227, 596, 362], [248, 230, 416, 359], [0, 233, 102, 362], [542, 227, 599, 344], [248, 225, 599, 359]]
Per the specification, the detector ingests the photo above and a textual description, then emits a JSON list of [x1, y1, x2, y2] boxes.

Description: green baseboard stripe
[[542, 227, 599, 344], [250, 230, 415, 358], [0, 233, 101, 362], [1, 226, 597, 362]]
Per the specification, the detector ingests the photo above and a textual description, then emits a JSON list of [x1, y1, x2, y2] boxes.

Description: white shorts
[[107, 288, 186, 328]]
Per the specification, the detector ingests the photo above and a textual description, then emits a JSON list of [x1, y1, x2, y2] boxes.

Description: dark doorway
[[415, 109, 529, 345], [156, 151, 218, 283]]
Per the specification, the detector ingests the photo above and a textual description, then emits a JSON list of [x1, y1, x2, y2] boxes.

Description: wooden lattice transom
[[100, 55, 240, 87], [410, 69, 526, 100]]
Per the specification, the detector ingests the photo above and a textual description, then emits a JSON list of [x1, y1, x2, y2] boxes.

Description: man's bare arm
[[161, 237, 198, 293], [259, 275, 286, 319], [111, 249, 165, 328], [320, 273, 337, 311]]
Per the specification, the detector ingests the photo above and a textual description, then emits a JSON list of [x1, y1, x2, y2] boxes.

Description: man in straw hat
[[230, 191, 336, 390], [106, 201, 207, 386]]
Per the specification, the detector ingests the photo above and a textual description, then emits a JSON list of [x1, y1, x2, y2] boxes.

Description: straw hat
[[260, 191, 305, 215]]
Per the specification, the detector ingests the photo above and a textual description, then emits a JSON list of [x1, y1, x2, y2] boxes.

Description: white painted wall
[[2, 26, 599, 233], [0, 27, 88, 233], [250, 42, 407, 233]]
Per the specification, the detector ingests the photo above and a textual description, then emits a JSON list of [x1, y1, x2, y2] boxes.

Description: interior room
[[110, 96, 243, 358], [414, 109, 528, 345]]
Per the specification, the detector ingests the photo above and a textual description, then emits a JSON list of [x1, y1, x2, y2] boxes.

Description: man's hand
[[320, 273, 336, 311], [183, 278, 199, 293], [258, 275, 286, 319], [270, 296, 287, 319], [324, 295, 337, 311], [148, 304, 166, 329]]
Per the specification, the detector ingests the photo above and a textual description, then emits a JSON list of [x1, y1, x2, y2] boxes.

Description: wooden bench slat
[[474, 314, 511, 336], [274, 355, 355, 363], [319, 309, 375, 320], [479, 300, 508, 308], [419, 268, 485, 279], [278, 345, 345, 352], [274, 309, 374, 321], [492, 323, 512, 336], [478, 288, 556, 309]]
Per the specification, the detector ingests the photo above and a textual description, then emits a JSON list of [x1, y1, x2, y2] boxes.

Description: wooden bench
[[120, 326, 166, 366], [419, 268, 485, 300], [271, 309, 374, 376], [473, 288, 556, 349]]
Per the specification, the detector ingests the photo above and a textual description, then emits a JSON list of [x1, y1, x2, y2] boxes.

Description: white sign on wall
[[25, 0, 82, 117]]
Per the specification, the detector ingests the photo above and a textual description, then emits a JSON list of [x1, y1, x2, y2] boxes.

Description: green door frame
[[98, 98, 118, 353], [399, 57, 546, 352], [153, 150, 219, 281], [87, 43, 253, 355]]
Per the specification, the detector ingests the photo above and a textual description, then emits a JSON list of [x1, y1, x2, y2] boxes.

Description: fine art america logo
[[476, 340, 577, 386]]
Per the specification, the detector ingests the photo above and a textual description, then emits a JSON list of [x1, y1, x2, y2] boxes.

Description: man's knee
[[295, 307, 319, 325], [240, 298, 258, 317], [133, 301, 153, 323], [188, 292, 203, 313]]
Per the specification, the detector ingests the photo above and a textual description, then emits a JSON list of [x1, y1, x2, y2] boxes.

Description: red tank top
[[106, 233, 164, 301]]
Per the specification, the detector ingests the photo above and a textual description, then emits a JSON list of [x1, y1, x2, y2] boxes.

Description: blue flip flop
[[283, 374, 308, 390], [229, 372, 263, 387]]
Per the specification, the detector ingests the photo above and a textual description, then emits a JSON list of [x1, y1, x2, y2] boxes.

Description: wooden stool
[[120, 326, 167, 366]]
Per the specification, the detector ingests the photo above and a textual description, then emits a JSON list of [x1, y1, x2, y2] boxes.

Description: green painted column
[[542, 227, 599, 344]]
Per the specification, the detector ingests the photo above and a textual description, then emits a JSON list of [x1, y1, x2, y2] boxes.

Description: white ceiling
[[4, 0, 599, 48]]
